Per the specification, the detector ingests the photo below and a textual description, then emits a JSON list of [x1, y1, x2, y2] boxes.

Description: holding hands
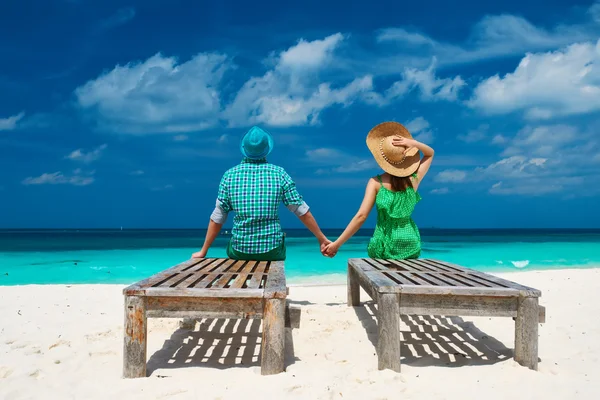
[[321, 240, 341, 258]]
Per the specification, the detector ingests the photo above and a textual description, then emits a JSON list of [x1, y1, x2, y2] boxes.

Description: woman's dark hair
[[390, 175, 413, 192]]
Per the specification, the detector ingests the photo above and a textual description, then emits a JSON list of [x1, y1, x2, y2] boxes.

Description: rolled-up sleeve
[[281, 170, 309, 217], [211, 173, 232, 223]]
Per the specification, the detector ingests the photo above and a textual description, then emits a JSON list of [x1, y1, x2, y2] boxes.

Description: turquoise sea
[[1, 229, 600, 286]]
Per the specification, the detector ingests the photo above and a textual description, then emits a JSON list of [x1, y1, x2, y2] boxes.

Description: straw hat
[[366, 121, 421, 177]]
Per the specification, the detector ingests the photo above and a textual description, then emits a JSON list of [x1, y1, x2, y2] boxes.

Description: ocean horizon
[[2, 228, 600, 286]]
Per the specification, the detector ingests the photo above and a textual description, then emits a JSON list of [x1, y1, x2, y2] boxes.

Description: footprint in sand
[[10, 342, 29, 350], [0, 366, 14, 379], [88, 350, 117, 357], [49, 339, 71, 350], [29, 369, 44, 379], [85, 330, 114, 342]]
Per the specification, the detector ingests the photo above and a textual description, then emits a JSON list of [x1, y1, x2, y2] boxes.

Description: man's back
[[217, 158, 305, 254]]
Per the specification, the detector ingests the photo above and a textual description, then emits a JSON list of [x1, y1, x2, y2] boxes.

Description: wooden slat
[[229, 261, 256, 289], [451, 272, 497, 288], [402, 259, 438, 272], [211, 273, 236, 289], [188, 258, 220, 273], [366, 259, 393, 270], [419, 259, 467, 273], [247, 261, 267, 289], [143, 287, 264, 298], [123, 258, 205, 294], [264, 261, 286, 299], [191, 272, 222, 289], [388, 259, 423, 272], [400, 294, 518, 317], [349, 259, 401, 294], [412, 272, 452, 287], [385, 271, 417, 285], [176, 271, 208, 289], [207, 258, 237, 274]]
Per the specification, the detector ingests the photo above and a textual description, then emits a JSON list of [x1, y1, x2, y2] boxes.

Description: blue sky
[[1, 0, 600, 229]]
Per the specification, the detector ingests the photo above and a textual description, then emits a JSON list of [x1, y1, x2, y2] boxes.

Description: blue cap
[[240, 126, 274, 159]]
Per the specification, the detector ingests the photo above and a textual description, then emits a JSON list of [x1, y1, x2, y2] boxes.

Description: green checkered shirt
[[215, 158, 307, 254]]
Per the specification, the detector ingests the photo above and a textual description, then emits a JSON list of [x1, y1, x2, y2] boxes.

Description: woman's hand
[[392, 136, 417, 149], [323, 241, 341, 258], [192, 249, 207, 259]]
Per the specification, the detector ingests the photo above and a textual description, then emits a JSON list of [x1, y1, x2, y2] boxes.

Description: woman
[[323, 121, 434, 259]]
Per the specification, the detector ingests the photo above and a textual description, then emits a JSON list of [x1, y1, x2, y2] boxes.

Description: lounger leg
[[348, 264, 360, 306], [377, 293, 401, 372], [261, 298, 285, 375], [514, 296, 539, 370], [123, 295, 147, 378]]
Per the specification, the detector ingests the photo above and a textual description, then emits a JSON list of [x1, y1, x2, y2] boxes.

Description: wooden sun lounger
[[122, 258, 298, 378], [347, 258, 545, 372]]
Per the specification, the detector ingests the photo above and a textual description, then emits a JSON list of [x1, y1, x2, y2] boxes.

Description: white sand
[[1, 269, 599, 400]]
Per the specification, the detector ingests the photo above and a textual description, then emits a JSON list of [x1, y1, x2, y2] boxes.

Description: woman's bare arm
[[392, 137, 435, 190], [323, 178, 378, 257]]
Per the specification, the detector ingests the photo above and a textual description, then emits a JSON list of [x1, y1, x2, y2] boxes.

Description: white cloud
[[278, 33, 344, 70], [98, 7, 135, 31], [430, 187, 449, 194], [479, 156, 548, 179], [404, 117, 430, 134], [0, 112, 25, 131], [458, 124, 489, 143], [130, 170, 144, 176], [306, 148, 375, 173], [435, 169, 467, 183], [75, 52, 229, 133], [413, 129, 434, 144], [376, 8, 599, 68], [65, 144, 107, 163], [500, 125, 578, 157], [469, 40, 600, 119], [405, 116, 435, 143], [173, 135, 188, 142], [224, 34, 374, 127], [374, 59, 465, 104], [488, 177, 583, 196], [491, 134, 508, 145], [151, 184, 174, 191], [22, 170, 95, 186]]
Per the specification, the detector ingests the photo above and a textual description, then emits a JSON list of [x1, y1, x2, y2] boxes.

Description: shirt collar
[[241, 157, 267, 164]]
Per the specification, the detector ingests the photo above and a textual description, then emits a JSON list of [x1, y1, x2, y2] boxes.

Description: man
[[192, 126, 329, 260]]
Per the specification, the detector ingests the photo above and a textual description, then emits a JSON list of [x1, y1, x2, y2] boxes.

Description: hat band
[[379, 138, 407, 166]]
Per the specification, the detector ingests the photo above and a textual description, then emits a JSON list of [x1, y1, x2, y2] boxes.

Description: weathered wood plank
[[434, 260, 542, 296], [123, 258, 205, 294], [377, 292, 401, 372], [400, 294, 518, 317], [123, 296, 147, 378], [351, 259, 401, 293], [403, 259, 438, 272], [389, 259, 423, 272], [247, 261, 267, 289], [347, 263, 360, 306], [229, 261, 256, 289], [261, 298, 286, 375], [143, 287, 264, 298], [411, 272, 450, 286], [146, 296, 263, 315], [514, 296, 539, 370], [264, 261, 286, 299], [176, 272, 208, 289], [420, 259, 470, 273], [397, 284, 519, 296], [417, 259, 462, 273]]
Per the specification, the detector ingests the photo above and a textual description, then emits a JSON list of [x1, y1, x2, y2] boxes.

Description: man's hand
[[323, 241, 340, 258], [319, 238, 332, 256], [192, 249, 207, 259]]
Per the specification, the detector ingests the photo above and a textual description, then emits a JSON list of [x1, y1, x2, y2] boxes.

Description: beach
[[1, 268, 599, 400]]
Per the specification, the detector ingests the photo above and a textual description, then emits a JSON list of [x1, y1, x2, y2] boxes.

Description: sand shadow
[[147, 318, 299, 375], [354, 301, 513, 367]]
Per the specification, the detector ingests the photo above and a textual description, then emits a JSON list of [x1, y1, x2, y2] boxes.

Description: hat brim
[[366, 121, 421, 177], [240, 130, 274, 159]]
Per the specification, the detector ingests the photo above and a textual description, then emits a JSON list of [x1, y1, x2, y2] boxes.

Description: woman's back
[[367, 174, 421, 259]]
